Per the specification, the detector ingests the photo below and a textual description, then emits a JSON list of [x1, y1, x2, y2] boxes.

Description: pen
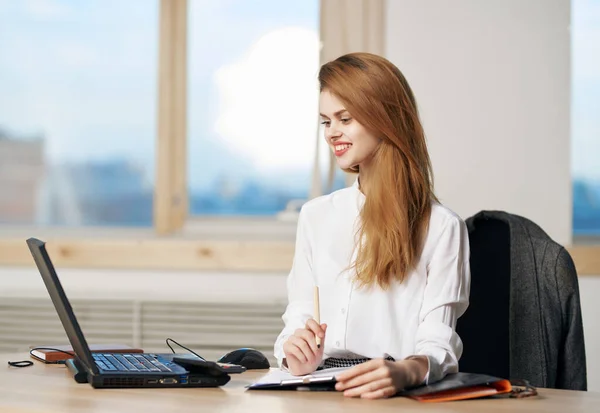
[[314, 286, 321, 348]]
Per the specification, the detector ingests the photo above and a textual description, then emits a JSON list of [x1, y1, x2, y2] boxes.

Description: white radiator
[[0, 297, 285, 365]]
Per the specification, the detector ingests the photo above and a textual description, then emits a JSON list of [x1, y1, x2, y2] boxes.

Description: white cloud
[[213, 27, 320, 171]]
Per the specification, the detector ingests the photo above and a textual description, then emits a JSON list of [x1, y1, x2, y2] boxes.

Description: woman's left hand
[[335, 358, 426, 399]]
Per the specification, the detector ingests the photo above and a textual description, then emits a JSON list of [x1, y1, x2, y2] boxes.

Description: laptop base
[[89, 372, 231, 388], [66, 355, 232, 388]]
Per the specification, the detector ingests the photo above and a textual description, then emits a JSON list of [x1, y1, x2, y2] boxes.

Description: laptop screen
[[26, 238, 99, 375]]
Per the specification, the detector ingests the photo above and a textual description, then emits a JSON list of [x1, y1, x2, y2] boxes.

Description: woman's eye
[[320, 121, 330, 126], [341, 118, 351, 124]]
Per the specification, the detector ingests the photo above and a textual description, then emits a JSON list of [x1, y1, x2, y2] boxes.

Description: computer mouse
[[217, 348, 271, 370]]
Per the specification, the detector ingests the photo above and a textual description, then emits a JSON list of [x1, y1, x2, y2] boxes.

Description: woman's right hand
[[282, 319, 327, 376]]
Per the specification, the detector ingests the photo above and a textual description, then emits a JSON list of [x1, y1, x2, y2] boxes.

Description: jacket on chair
[[464, 211, 587, 391]]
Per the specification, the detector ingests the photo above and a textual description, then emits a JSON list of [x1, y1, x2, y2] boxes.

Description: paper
[[254, 366, 350, 385]]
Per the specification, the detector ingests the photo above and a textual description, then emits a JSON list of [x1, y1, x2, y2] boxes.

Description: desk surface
[[1, 353, 598, 413]]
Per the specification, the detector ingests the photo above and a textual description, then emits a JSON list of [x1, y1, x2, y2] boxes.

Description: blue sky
[[0, 0, 158, 170], [0, 0, 598, 193]]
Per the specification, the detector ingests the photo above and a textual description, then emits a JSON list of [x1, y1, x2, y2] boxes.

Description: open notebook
[[248, 367, 350, 390]]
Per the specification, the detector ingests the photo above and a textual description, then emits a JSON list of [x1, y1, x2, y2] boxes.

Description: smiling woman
[[275, 52, 468, 399]]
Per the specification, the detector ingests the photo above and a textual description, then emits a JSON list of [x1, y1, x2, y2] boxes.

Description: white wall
[[0, 266, 287, 303], [385, 0, 571, 245]]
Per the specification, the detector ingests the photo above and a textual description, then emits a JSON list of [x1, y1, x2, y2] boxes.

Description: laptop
[[26, 237, 231, 388]]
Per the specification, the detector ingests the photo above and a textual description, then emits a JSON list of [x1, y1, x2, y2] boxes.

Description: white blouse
[[273, 180, 471, 384]]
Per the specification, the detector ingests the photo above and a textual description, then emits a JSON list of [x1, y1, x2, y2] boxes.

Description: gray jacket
[[465, 211, 587, 390]]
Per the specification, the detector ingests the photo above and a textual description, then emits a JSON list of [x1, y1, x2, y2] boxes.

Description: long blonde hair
[[318, 52, 437, 289]]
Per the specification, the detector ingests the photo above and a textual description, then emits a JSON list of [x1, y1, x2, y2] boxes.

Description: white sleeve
[[273, 207, 315, 367], [413, 216, 471, 384]]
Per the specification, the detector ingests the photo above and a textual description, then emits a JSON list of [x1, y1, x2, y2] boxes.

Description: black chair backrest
[[456, 217, 511, 379]]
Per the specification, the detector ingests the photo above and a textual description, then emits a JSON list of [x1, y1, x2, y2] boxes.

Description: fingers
[[335, 365, 388, 391], [336, 359, 383, 383], [283, 340, 309, 364], [305, 319, 327, 341], [294, 328, 319, 353], [360, 386, 398, 399], [341, 378, 394, 398], [284, 335, 317, 363], [282, 321, 328, 372], [335, 359, 401, 399]]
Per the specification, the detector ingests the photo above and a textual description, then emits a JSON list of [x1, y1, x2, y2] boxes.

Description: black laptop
[[26, 237, 232, 389]]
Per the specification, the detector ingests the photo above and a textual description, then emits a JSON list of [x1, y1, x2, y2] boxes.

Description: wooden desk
[[1, 353, 598, 413]]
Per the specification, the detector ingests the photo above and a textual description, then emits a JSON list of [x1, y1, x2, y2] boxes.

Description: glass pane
[[189, 0, 342, 216], [0, 0, 157, 227], [573, 0, 600, 236]]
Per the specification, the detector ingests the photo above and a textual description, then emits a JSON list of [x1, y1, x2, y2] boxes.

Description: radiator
[[0, 297, 286, 365]]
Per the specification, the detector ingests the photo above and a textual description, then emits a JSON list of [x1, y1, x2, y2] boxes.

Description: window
[[572, 0, 600, 237], [0, 0, 597, 274], [0, 0, 158, 227], [188, 0, 344, 216]]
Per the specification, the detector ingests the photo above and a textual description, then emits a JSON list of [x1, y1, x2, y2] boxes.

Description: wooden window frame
[[156, 0, 188, 235]]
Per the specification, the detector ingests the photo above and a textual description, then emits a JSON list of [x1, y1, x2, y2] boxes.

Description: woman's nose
[[325, 123, 342, 141]]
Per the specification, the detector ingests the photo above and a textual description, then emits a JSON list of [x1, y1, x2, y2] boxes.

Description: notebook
[[26, 237, 231, 389], [248, 367, 350, 390]]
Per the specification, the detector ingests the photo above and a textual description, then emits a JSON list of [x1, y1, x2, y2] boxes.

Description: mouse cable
[[165, 338, 206, 361]]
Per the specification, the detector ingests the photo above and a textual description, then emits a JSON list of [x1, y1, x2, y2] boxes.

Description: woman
[[273, 52, 470, 399]]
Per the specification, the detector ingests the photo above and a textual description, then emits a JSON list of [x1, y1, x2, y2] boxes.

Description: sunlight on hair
[[214, 27, 322, 172]]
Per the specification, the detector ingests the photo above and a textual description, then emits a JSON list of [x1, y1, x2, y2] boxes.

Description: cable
[[7, 360, 33, 368], [165, 338, 206, 361]]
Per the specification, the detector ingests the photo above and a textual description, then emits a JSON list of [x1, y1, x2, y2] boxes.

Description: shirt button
[[335, 341, 341, 347], [341, 308, 346, 314]]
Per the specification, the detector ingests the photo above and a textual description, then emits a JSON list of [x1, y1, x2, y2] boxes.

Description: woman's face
[[319, 90, 380, 171]]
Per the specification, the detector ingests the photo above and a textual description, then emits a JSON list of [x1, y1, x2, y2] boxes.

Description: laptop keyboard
[[93, 353, 173, 372]]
